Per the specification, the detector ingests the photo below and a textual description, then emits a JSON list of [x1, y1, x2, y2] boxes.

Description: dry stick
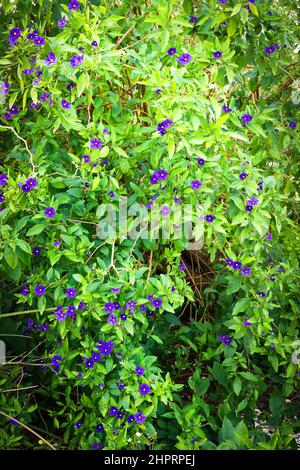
[[0, 124, 35, 173], [0, 307, 55, 319], [0, 410, 56, 450], [146, 250, 153, 281], [3, 385, 39, 393], [114, 26, 134, 50]]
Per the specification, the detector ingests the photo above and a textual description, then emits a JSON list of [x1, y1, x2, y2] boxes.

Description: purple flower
[[219, 333, 232, 345], [257, 291, 266, 297], [243, 317, 252, 327], [150, 174, 158, 185], [151, 298, 162, 309], [111, 287, 121, 294], [109, 191, 115, 198], [58, 16, 68, 29], [33, 36, 45, 46], [241, 113, 252, 123], [67, 305, 76, 319], [90, 138, 102, 149], [91, 353, 101, 362], [40, 92, 50, 103], [135, 366, 145, 376], [56, 309, 67, 321], [10, 27, 22, 38], [98, 341, 114, 356], [54, 240, 61, 247], [51, 355, 62, 367], [213, 51, 222, 59], [241, 266, 251, 276], [239, 172, 248, 181], [68, 0, 80, 10], [75, 419, 82, 429], [266, 233, 272, 240], [9, 105, 19, 115], [156, 168, 169, 180], [22, 68, 34, 75], [222, 105, 232, 113], [85, 358, 94, 369], [178, 53, 191, 65], [190, 180, 202, 190], [44, 52, 57, 66], [0, 174, 8, 186], [219, 0, 228, 3], [232, 261, 242, 270], [65, 288, 77, 298], [29, 102, 40, 110], [21, 183, 30, 193], [289, 121, 296, 129], [205, 215, 214, 223], [161, 205, 170, 216], [26, 178, 37, 189], [27, 31, 38, 40], [96, 424, 104, 432], [139, 383, 151, 395], [61, 99, 71, 109], [196, 157, 205, 166], [20, 285, 30, 296], [155, 88, 163, 94], [120, 313, 127, 321], [78, 301, 86, 311], [270, 274, 276, 282], [82, 154, 90, 163], [127, 414, 135, 424], [91, 41, 98, 47], [32, 246, 41, 256], [103, 128, 110, 135], [265, 45, 276, 54], [34, 285, 46, 296], [189, 16, 198, 23], [66, 82, 76, 91], [179, 263, 186, 271], [108, 314, 118, 326], [167, 47, 176, 56], [3, 112, 12, 120], [70, 55, 84, 67], [40, 324, 49, 332], [126, 300, 137, 311], [245, 205, 253, 212], [109, 406, 119, 417], [104, 302, 115, 313], [92, 443, 102, 450], [134, 411, 146, 424], [247, 197, 259, 206], [44, 207, 56, 218]]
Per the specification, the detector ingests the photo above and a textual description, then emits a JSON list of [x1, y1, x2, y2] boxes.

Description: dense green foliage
[[0, 0, 299, 450]]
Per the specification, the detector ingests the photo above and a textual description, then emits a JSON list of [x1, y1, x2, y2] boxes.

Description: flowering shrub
[[0, 0, 299, 450]]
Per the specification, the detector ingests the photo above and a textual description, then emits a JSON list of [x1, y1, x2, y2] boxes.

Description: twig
[[114, 26, 134, 49], [0, 410, 56, 450], [146, 250, 153, 281], [3, 385, 39, 393], [0, 307, 55, 319], [0, 124, 35, 174]]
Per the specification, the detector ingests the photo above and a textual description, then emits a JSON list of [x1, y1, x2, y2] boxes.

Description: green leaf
[[239, 371, 259, 382], [233, 376, 242, 396], [269, 388, 285, 418], [26, 224, 46, 236], [4, 247, 18, 269], [151, 334, 163, 344], [232, 298, 250, 315]]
